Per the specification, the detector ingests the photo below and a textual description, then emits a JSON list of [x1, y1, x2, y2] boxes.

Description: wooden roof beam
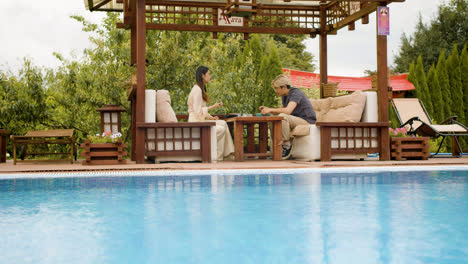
[[89, 0, 113, 11], [123, 0, 134, 25], [325, 0, 403, 9], [117, 23, 319, 35], [342, 0, 403, 1], [329, 2, 378, 33]]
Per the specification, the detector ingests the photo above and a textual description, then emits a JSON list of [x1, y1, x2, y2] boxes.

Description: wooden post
[[272, 120, 282, 161], [0, 129, 9, 163], [319, 1, 328, 99], [234, 121, 244, 161], [452, 137, 462, 156], [258, 123, 268, 159], [247, 124, 255, 153], [320, 127, 332, 161], [377, 3, 390, 161], [130, 0, 137, 161], [135, 0, 146, 164], [201, 126, 212, 163]]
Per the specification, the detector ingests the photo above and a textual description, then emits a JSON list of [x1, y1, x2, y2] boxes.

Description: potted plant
[[80, 131, 127, 165], [389, 128, 430, 160]]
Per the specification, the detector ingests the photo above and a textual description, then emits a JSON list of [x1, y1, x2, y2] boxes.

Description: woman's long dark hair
[[196, 66, 210, 103]]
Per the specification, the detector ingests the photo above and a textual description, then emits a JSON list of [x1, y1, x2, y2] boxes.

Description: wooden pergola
[[85, 0, 405, 164]]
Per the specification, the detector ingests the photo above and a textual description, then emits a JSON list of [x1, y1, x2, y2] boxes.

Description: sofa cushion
[[293, 91, 368, 136], [309, 97, 330, 122], [156, 90, 178, 123], [322, 91, 367, 122]]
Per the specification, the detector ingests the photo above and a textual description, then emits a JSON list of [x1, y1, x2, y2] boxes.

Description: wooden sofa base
[[316, 122, 390, 161], [137, 122, 215, 163]]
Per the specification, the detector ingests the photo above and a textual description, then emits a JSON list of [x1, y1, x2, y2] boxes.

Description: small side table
[[226, 116, 283, 161], [0, 129, 10, 163]]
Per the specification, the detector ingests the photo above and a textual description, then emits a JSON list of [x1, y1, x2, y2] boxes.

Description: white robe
[[187, 84, 234, 161]]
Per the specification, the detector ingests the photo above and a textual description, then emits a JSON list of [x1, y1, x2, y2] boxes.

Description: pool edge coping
[[1, 165, 468, 180]]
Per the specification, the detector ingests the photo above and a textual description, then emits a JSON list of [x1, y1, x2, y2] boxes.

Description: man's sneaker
[[282, 145, 293, 160]]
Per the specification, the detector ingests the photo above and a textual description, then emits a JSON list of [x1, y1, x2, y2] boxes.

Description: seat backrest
[[156, 90, 177, 122], [310, 91, 367, 122], [392, 98, 432, 129]]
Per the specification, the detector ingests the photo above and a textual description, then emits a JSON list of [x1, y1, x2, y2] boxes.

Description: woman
[[187, 66, 234, 161]]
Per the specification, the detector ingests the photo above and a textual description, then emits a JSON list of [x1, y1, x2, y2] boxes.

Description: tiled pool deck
[[1, 156, 467, 175]]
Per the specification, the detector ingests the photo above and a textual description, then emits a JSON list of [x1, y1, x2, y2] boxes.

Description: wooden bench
[[10, 129, 75, 165]]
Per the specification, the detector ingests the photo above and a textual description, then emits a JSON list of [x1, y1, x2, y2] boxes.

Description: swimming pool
[[1, 167, 467, 263]]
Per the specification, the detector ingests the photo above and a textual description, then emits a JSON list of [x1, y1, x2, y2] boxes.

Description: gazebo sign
[[350, 2, 360, 15], [218, 9, 244, 26], [378, 6, 390, 35]]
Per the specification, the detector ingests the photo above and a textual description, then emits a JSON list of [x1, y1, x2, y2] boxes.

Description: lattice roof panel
[[84, 0, 330, 11], [85, 1, 403, 35]]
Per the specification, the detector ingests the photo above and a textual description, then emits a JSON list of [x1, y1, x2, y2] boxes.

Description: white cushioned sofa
[[140, 89, 217, 163], [290, 91, 388, 161]]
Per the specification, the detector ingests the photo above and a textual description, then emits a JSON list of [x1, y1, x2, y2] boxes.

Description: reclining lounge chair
[[391, 98, 468, 157]]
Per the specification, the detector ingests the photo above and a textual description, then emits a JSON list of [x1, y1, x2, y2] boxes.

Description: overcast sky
[[1, 0, 444, 76]]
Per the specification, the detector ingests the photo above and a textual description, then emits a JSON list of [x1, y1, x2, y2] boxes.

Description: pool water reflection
[[1, 170, 467, 264]]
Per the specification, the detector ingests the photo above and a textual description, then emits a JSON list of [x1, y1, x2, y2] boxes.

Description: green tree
[[146, 30, 202, 113], [207, 34, 261, 114], [48, 14, 131, 142], [427, 63, 444, 122], [460, 43, 468, 125], [406, 60, 418, 98], [394, 0, 468, 73], [0, 59, 47, 135], [0, 59, 51, 156], [414, 55, 433, 115], [394, 17, 437, 73], [446, 44, 464, 123], [460, 43, 468, 149], [272, 34, 315, 72], [436, 50, 452, 118], [249, 34, 264, 75], [258, 43, 283, 108], [460, 44, 468, 121]]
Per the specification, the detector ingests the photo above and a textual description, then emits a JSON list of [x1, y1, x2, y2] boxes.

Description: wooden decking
[[1, 157, 467, 175]]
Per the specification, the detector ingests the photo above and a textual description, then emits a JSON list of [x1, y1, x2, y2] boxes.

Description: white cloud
[[0, 0, 105, 73], [0, 0, 444, 76]]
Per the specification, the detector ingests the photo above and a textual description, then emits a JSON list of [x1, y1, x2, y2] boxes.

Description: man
[[259, 74, 316, 159]]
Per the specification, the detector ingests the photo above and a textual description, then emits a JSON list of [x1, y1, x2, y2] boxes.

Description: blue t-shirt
[[282, 87, 317, 124]]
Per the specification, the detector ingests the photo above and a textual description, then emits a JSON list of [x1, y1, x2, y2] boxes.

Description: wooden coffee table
[[226, 116, 283, 161]]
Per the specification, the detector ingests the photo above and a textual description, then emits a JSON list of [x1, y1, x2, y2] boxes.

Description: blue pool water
[[1, 169, 467, 264]]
